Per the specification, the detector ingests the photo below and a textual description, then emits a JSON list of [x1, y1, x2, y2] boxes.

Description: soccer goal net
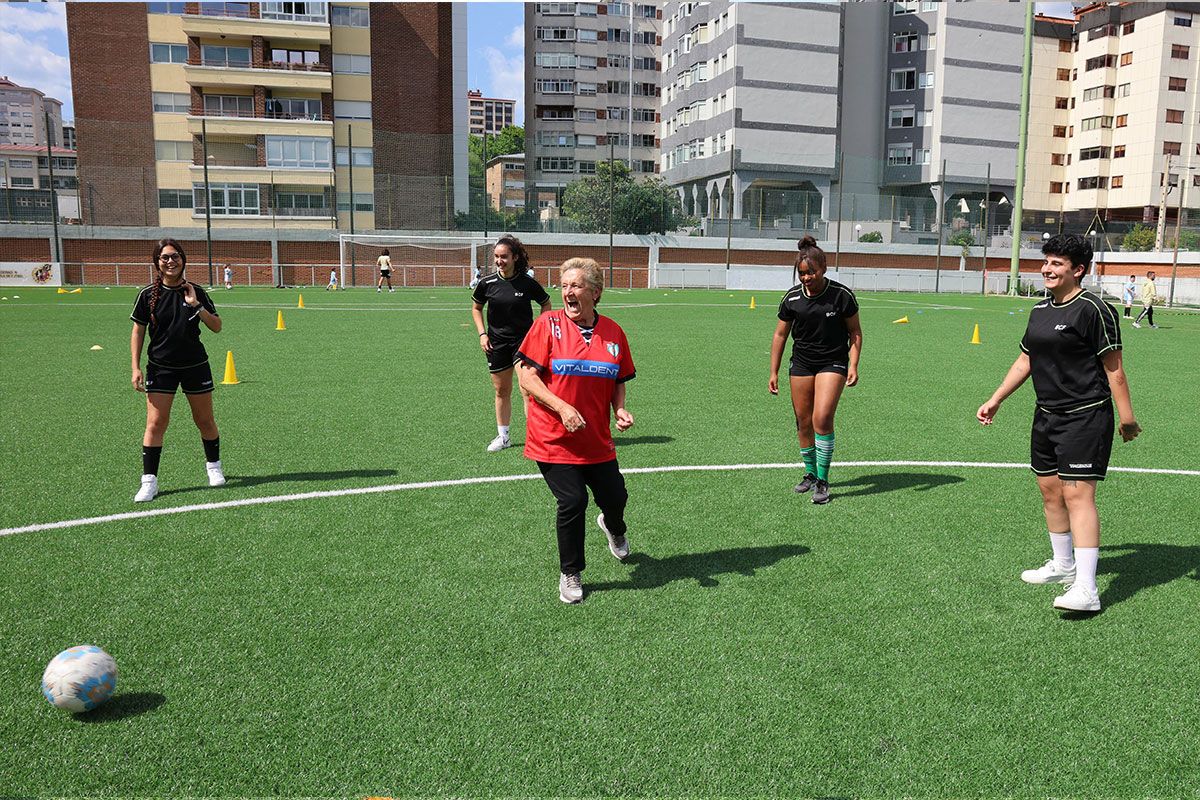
[[337, 234, 491, 288]]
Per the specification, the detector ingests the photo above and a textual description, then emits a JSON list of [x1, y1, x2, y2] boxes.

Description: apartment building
[[469, 89, 516, 135], [524, 1, 663, 205], [66, 1, 465, 230], [0, 77, 65, 146], [1032, 2, 1200, 225], [1025, 14, 1075, 224], [485, 152, 525, 212]]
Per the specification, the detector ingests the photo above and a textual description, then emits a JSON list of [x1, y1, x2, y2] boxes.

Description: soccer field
[[2, 285, 1198, 798]]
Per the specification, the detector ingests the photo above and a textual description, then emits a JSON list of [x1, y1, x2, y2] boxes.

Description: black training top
[[777, 278, 860, 367], [131, 281, 218, 369], [472, 271, 551, 344], [1020, 289, 1121, 413]]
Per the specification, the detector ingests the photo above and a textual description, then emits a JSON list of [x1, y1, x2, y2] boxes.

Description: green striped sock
[[815, 432, 835, 481], [801, 446, 817, 478]]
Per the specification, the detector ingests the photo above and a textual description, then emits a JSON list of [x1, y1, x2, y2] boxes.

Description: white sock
[[1074, 547, 1099, 592], [498, 425, 510, 439], [1049, 531, 1074, 568]]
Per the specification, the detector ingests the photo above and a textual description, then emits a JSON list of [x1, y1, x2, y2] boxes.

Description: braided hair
[[149, 238, 186, 327]]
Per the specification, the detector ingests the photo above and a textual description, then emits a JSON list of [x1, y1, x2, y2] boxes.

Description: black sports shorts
[[1031, 402, 1114, 480], [486, 341, 519, 374], [789, 360, 849, 378], [145, 361, 215, 395]]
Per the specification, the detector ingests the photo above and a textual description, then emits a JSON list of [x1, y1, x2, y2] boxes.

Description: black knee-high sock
[[143, 445, 162, 476], [202, 437, 220, 463]]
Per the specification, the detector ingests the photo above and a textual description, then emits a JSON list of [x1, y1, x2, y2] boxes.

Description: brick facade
[[66, 3, 159, 226]]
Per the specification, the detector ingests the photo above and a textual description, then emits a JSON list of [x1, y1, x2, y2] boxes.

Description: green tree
[[858, 231, 883, 243], [465, 126, 525, 231], [560, 160, 692, 234], [1120, 223, 1155, 252], [948, 230, 974, 256]]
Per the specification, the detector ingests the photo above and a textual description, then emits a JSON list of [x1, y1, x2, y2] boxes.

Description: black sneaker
[[812, 480, 831, 505], [793, 473, 818, 494]]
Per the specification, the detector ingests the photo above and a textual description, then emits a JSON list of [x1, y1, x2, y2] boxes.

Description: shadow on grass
[[156, 468, 398, 498], [832, 472, 965, 499], [614, 435, 675, 446], [589, 544, 810, 593], [74, 692, 166, 723], [1058, 543, 1200, 619]]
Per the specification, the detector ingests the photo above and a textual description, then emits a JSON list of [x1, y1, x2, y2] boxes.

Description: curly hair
[[494, 234, 530, 275], [149, 238, 186, 326], [1042, 234, 1093, 276]]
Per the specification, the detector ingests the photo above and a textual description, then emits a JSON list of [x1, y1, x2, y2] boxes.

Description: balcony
[[185, 61, 332, 92], [187, 109, 332, 137], [192, 163, 334, 186], [181, 2, 330, 43]]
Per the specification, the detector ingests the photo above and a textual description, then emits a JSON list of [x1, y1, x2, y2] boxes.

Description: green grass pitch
[[1, 284, 1198, 798]]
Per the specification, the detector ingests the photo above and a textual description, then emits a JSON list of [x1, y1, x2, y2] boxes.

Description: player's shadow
[[832, 472, 965, 499], [74, 692, 166, 723], [614, 435, 675, 446], [588, 544, 810, 593], [1094, 543, 1200, 610], [155, 468, 398, 497]]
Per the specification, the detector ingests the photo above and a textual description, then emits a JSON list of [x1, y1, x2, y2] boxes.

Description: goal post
[[337, 233, 489, 288]]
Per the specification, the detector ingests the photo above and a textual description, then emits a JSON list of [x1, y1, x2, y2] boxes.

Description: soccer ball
[[41, 645, 118, 712]]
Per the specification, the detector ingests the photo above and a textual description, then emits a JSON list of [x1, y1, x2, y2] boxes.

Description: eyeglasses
[[159, 254, 182, 262]]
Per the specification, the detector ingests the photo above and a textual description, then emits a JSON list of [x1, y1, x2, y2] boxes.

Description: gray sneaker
[[812, 479, 831, 504], [597, 513, 629, 560], [559, 571, 583, 604], [794, 473, 817, 494]]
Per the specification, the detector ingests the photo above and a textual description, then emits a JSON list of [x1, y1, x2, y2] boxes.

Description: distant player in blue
[[978, 234, 1140, 613], [1121, 274, 1136, 318], [768, 235, 863, 505]]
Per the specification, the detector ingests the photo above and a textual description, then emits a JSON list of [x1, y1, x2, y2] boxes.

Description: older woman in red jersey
[[516, 257, 636, 604]]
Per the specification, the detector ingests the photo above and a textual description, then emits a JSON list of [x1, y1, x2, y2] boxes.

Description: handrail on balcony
[[189, 3, 255, 18], [264, 110, 331, 121], [264, 60, 331, 73]]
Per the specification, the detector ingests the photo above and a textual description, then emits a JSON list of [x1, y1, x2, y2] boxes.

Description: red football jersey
[[516, 311, 636, 464]]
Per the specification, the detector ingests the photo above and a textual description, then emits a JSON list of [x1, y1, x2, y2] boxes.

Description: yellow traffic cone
[[297, 294, 305, 309], [57, 287, 68, 294], [970, 323, 981, 345], [276, 310, 286, 331], [893, 316, 909, 324], [749, 296, 756, 310], [221, 351, 240, 385], [69, 288, 82, 294]]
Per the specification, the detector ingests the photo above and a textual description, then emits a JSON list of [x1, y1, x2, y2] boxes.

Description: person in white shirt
[[223, 265, 233, 290], [1121, 274, 1136, 318], [326, 269, 338, 291], [377, 249, 394, 293]]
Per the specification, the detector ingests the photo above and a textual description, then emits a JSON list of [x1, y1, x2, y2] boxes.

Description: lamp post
[[1088, 229, 1098, 289], [854, 223, 861, 242]]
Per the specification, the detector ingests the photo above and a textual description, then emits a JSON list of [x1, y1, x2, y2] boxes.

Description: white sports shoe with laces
[[206, 460, 226, 487], [1053, 582, 1101, 612], [134, 474, 158, 503], [486, 434, 511, 453], [1020, 559, 1076, 585]]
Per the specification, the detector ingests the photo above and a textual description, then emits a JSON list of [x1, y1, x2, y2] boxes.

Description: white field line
[[2, 460, 1196, 538], [35, 301, 973, 312]]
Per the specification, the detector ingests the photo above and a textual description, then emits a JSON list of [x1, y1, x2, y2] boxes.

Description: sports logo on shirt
[[552, 359, 619, 378], [1054, 324, 1068, 331], [606, 342, 620, 358]]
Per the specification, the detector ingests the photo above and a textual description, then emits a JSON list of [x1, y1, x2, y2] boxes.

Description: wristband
[[479, 332, 487, 337]]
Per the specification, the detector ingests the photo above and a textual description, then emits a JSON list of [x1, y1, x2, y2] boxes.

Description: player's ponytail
[[795, 235, 827, 283]]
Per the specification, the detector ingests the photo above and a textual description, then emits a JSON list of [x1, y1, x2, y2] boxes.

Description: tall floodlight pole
[[1008, 0, 1034, 295], [202, 117, 214, 287]]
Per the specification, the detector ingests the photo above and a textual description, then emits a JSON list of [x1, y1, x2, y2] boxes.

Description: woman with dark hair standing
[[471, 234, 552, 452], [377, 248, 394, 293], [130, 239, 224, 503], [768, 235, 863, 505]]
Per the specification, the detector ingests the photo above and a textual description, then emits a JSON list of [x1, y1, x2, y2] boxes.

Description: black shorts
[[380, 269, 391, 277], [486, 341, 519, 374], [1031, 402, 1114, 480], [789, 360, 849, 378], [145, 361, 215, 395]]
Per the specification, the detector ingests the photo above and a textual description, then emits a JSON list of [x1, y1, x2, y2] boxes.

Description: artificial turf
[[1, 285, 1197, 798]]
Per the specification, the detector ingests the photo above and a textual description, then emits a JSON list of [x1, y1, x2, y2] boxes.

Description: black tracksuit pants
[[537, 459, 628, 574]]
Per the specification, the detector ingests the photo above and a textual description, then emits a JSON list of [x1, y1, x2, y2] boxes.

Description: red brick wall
[[67, 3, 159, 226], [0, 237, 52, 260]]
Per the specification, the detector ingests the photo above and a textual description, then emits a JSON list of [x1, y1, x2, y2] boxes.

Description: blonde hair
[[560, 257, 604, 299]]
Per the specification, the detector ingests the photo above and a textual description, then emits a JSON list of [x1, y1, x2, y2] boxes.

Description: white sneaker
[[1132, 322, 1141, 328], [597, 513, 629, 560], [206, 460, 226, 487], [486, 434, 511, 453], [559, 571, 583, 604], [1021, 559, 1076, 585], [1053, 582, 1101, 612], [376, 288, 382, 293], [389, 288, 395, 293], [134, 474, 158, 503]]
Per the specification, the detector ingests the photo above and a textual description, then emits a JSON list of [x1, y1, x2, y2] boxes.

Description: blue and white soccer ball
[[41, 645, 118, 712]]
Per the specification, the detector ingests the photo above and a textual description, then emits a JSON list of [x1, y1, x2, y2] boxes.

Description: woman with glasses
[[130, 239, 225, 503]]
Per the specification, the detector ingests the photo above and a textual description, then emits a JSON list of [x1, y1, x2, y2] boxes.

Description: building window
[[266, 136, 332, 169], [577, 109, 597, 122], [1054, 96, 1069, 109], [1168, 77, 1187, 92], [195, 182, 259, 215], [333, 53, 371, 74], [1166, 109, 1184, 124], [1050, 153, 1065, 166], [1058, 39, 1072, 53], [1111, 175, 1123, 188], [1115, 114, 1127, 128], [537, 157, 575, 172], [578, 29, 598, 42], [1081, 85, 1115, 101], [155, 140, 191, 161], [918, 72, 934, 89], [1163, 141, 1182, 156], [1050, 182, 1063, 194], [333, 100, 371, 120], [917, 148, 931, 165], [202, 45, 252, 67], [152, 92, 190, 113], [893, 31, 919, 53], [260, 2, 327, 23], [1077, 176, 1107, 190], [150, 43, 189, 63], [536, 26, 577, 41], [148, 2, 187, 13], [1119, 52, 1132, 66], [266, 97, 323, 121], [1113, 145, 1125, 158], [331, 5, 368, 27], [1052, 125, 1067, 138], [158, 189, 193, 208], [1088, 24, 1117, 40], [337, 192, 374, 212], [1122, 21, 1135, 34], [577, 161, 596, 175], [893, 0, 917, 14], [887, 144, 913, 166], [1057, 68, 1071, 81], [1080, 116, 1113, 131], [1084, 54, 1116, 71], [1079, 146, 1110, 160], [335, 146, 373, 166], [890, 69, 916, 91], [1171, 44, 1190, 59], [1116, 83, 1131, 97], [1174, 14, 1192, 27], [535, 79, 576, 94], [204, 94, 254, 117], [888, 106, 916, 128]]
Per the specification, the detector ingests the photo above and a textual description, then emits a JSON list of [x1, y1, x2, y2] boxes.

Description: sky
[[0, 1, 1081, 129]]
